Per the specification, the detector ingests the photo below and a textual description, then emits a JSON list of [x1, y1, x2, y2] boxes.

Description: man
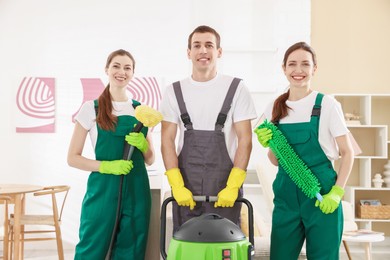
[[160, 25, 257, 232]]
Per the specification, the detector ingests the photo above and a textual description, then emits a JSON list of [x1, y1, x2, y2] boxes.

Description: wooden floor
[[2, 237, 389, 260]]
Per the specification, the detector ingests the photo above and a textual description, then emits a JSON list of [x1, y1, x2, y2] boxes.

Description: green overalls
[[270, 93, 343, 260], [75, 100, 151, 260]]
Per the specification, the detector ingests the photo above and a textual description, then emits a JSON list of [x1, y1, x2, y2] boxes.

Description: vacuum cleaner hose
[[105, 105, 162, 259]]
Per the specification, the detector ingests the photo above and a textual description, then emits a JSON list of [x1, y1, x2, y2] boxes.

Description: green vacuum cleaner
[[160, 196, 255, 260]]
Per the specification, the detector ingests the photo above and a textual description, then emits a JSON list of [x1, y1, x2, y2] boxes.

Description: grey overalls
[[75, 100, 151, 260], [172, 78, 243, 233], [270, 93, 343, 260]]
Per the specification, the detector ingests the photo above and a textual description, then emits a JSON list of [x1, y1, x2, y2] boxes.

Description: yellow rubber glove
[[254, 127, 273, 148], [99, 160, 133, 175], [315, 185, 345, 214], [165, 168, 196, 210], [215, 167, 246, 208], [125, 132, 149, 153]]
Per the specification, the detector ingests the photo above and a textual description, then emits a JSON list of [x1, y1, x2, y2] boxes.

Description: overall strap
[[94, 99, 98, 115], [215, 78, 241, 131], [131, 99, 141, 109], [310, 92, 324, 137], [173, 81, 193, 130]]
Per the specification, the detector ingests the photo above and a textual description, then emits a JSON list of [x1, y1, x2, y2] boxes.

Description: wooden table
[[0, 184, 43, 260], [342, 233, 385, 260]]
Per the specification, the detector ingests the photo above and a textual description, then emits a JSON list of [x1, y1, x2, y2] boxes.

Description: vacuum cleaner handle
[[160, 196, 255, 260], [123, 122, 144, 161], [160, 197, 175, 260], [193, 195, 218, 202], [106, 122, 145, 259], [234, 197, 256, 257]]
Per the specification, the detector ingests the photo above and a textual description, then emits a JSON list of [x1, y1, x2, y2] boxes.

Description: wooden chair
[[9, 185, 70, 260], [0, 195, 12, 260]]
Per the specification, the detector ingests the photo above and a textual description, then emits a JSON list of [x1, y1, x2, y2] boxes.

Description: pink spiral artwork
[[72, 77, 162, 131], [72, 78, 105, 122], [127, 77, 162, 111], [15, 77, 55, 133], [127, 77, 162, 132]]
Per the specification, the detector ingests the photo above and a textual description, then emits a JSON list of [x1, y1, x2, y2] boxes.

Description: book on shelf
[[360, 199, 382, 206], [344, 229, 384, 237]]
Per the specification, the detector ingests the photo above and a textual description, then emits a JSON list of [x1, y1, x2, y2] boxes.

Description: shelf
[[350, 187, 390, 191], [372, 96, 390, 140], [348, 125, 387, 158], [335, 94, 390, 235], [353, 188, 390, 203], [355, 218, 390, 223], [333, 94, 370, 125]]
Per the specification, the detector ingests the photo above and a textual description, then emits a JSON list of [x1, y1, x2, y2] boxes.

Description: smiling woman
[[67, 49, 157, 260], [254, 42, 355, 259]]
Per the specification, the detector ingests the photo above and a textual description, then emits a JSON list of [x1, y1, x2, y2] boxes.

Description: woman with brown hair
[[255, 42, 354, 259], [68, 49, 155, 259]]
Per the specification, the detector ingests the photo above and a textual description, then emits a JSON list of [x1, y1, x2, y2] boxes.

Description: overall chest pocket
[[110, 124, 132, 137], [285, 129, 311, 145]]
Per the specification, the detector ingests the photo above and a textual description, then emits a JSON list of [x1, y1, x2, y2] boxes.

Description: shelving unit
[[333, 94, 390, 234]]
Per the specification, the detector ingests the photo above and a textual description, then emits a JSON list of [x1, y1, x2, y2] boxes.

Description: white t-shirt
[[262, 91, 349, 161], [160, 74, 257, 161], [75, 99, 136, 149]]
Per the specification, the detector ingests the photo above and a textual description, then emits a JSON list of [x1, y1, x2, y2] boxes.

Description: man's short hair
[[187, 25, 221, 49]]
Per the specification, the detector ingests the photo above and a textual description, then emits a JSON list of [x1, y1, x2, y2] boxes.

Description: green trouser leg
[[75, 174, 122, 259], [111, 172, 151, 260], [271, 167, 343, 260], [75, 173, 151, 260]]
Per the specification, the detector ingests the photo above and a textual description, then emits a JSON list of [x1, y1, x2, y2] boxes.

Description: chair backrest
[[33, 185, 70, 222]]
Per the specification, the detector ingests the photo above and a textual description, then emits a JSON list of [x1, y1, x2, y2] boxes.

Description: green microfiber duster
[[258, 120, 323, 201]]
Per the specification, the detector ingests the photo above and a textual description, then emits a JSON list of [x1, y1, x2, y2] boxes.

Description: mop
[[257, 120, 323, 201], [123, 105, 163, 160], [105, 105, 163, 259]]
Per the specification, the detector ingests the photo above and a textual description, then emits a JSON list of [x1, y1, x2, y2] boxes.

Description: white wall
[[0, 0, 310, 247]]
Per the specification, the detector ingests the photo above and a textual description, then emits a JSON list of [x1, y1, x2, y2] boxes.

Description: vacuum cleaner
[[160, 196, 255, 260]]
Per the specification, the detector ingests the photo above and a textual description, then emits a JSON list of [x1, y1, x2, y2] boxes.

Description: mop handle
[[316, 193, 323, 202]]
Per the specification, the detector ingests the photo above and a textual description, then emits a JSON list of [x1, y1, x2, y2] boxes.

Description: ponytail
[[271, 90, 291, 123], [96, 85, 117, 131]]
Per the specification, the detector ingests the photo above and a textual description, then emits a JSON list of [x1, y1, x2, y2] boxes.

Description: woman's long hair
[[96, 49, 135, 131]]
